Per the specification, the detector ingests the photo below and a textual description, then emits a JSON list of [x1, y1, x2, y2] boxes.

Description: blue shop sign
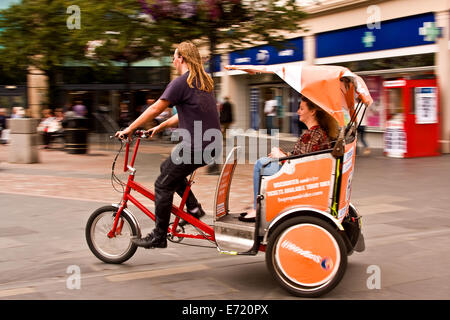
[[229, 37, 304, 65], [317, 12, 437, 58], [205, 54, 222, 73]]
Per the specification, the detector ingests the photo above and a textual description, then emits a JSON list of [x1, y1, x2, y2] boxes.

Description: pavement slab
[[1, 142, 450, 300]]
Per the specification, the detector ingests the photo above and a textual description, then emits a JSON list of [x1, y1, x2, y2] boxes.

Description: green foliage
[[76, 0, 172, 64], [0, 0, 87, 73], [140, 0, 307, 53], [0, 0, 307, 81], [0, 0, 307, 73], [0, 0, 168, 73]]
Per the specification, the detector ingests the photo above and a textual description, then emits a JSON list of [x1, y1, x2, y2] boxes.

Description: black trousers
[[153, 151, 208, 238], [357, 125, 368, 148]]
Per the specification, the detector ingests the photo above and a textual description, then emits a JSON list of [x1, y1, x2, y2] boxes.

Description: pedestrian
[[115, 41, 221, 249], [54, 108, 64, 122], [219, 96, 234, 135], [63, 104, 77, 119], [37, 109, 62, 148], [118, 102, 131, 128], [73, 100, 87, 117], [11, 106, 25, 118], [357, 108, 371, 155], [264, 94, 277, 135]]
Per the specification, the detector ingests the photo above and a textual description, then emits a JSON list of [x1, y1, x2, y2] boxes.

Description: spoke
[[92, 211, 133, 258]]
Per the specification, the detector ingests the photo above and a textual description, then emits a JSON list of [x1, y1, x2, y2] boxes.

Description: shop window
[[328, 53, 434, 72], [361, 75, 384, 130]]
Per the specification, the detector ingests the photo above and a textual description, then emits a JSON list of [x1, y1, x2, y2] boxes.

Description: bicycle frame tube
[[109, 138, 215, 242]]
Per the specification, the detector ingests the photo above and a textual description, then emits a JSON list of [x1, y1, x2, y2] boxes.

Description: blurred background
[[0, 0, 450, 301], [0, 0, 448, 156]]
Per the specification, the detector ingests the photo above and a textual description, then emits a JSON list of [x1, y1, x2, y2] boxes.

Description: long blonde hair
[[177, 41, 214, 93]]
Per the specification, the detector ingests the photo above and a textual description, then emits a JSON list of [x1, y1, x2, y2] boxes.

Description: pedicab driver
[[115, 41, 221, 248]]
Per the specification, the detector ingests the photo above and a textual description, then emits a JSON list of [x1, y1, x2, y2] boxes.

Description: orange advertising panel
[[264, 157, 335, 222], [337, 141, 357, 222], [215, 163, 235, 219], [276, 224, 340, 286]]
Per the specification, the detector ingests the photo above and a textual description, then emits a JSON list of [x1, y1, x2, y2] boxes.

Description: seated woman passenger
[[239, 97, 333, 222]]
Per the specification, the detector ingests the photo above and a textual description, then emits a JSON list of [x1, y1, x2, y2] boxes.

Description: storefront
[[0, 85, 27, 116], [0, 62, 27, 116], [219, 10, 445, 153], [314, 12, 440, 149], [223, 37, 305, 135], [54, 65, 170, 131]]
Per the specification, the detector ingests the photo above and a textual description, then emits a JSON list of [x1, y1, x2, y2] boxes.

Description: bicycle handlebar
[[133, 130, 148, 138], [110, 130, 148, 141]]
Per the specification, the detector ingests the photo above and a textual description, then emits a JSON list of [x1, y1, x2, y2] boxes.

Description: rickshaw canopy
[[225, 64, 373, 128]]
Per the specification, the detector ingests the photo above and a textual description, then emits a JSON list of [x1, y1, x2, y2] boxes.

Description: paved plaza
[[0, 139, 450, 300]]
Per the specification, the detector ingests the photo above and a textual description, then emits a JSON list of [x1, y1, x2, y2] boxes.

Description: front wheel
[[86, 205, 138, 264], [266, 216, 347, 298]]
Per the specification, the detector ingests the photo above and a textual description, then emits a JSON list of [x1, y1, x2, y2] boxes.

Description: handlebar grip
[[111, 130, 147, 140]]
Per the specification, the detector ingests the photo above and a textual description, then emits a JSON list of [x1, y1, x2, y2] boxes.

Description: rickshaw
[[85, 64, 371, 298]]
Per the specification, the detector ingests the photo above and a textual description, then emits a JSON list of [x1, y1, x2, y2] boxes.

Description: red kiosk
[[383, 78, 440, 158]]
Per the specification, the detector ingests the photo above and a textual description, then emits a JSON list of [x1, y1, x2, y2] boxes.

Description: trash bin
[[63, 117, 89, 154]]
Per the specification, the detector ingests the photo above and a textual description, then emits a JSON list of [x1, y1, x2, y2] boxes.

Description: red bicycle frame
[[107, 135, 215, 242]]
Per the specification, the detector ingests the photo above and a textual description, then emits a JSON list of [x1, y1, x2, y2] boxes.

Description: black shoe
[[239, 206, 253, 217], [238, 215, 256, 223], [179, 204, 206, 227], [131, 232, 167, 249]]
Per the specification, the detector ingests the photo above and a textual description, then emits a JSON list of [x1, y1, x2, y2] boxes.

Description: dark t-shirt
[[160, 72, 221, 151]]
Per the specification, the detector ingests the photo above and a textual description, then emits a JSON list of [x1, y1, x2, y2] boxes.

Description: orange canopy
[[225, 64, 373, 128]]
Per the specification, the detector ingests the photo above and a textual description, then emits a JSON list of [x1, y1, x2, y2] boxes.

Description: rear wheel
[[86, 205, 138, 264], [266, 216, 347, 298]]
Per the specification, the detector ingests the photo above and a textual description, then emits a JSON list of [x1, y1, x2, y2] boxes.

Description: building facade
[[217, 0, 450, 153]]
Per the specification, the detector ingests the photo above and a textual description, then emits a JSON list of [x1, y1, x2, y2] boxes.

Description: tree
[[138, 0, 307, 77], [0, 0, 168, 111], [0, 0, 89, 109], [0, 0, 307, 112], [76, 0, 173, 115]]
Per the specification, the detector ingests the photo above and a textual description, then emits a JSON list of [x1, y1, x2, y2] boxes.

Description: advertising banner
[[264, 157, 335, 222], [415, 87, 437, 124], [384, 119, 407, 157], [362, 76, 383, 129], [337, 142, 356, 222]]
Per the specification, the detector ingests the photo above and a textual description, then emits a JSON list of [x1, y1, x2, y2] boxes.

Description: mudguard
[[112, 203, 142, 239]]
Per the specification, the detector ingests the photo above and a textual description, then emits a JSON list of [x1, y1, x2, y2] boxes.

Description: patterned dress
[[291, 125, 331, 156]]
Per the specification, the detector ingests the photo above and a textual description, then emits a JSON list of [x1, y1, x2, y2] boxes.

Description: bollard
[[7, 118, 40, 163]]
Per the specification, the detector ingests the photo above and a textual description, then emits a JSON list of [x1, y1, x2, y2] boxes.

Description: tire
[[86, 205, 138, 264], [266, 216, 347, 298]]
